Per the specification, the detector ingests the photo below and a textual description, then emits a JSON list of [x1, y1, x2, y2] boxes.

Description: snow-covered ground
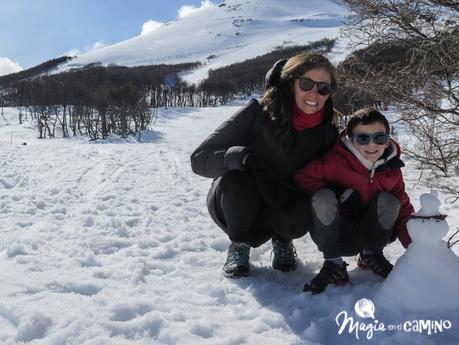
[[1, 103, 459, 345]]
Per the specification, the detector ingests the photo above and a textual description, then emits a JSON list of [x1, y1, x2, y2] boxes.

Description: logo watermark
[[354, 298, 375, 319], [335, 298, 452, 340]]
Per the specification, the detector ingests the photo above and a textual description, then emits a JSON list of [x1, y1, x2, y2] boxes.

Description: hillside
[[0, 56, 72, 87], [58, 0, 346, 84]]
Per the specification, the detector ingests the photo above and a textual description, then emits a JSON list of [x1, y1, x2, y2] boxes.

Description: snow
[[58, 0, 347, 84], [1, 102, 459, 344], [3, 0, 459, 342], [414, 191, 443, 218], [377, 192, 459, 313]]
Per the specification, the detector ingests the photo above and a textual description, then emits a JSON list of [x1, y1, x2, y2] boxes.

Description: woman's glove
[[224, 146, 250, 171]]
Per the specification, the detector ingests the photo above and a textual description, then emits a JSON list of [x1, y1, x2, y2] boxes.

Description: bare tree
[[0, 93, 5, 120], [341, 0, 459, 177]]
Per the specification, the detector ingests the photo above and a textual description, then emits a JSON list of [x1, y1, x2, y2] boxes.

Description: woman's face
[[293, 67, 332, 114]]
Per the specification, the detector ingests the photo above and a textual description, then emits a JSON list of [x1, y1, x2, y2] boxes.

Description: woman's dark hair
[[261, 52, 338, 143], [346, 107, 390, 136]]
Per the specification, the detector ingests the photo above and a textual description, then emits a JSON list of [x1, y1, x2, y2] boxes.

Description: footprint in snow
[[15, 312, 52, 342], [109, 303, 153, 322], [0, 175, 21, 189], [46, 282, 101, 296]]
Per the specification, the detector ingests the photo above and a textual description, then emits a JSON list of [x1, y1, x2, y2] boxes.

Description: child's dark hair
[[347, 107, 390, 136]]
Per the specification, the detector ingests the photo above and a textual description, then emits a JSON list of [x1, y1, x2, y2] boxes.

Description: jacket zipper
[[370, 162, 376, 183]]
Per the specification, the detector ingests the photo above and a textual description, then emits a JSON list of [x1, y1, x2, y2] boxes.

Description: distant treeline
[[0, 56, 73, 86], [0, 37, 383, 139], [0, 40, 344, 139], [202, 38, 336, 96], [8, 62, 204, 108], [6, 62, 207, 139]]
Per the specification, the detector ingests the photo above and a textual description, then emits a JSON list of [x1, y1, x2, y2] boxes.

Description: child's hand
[[339, 188, 364, 217]]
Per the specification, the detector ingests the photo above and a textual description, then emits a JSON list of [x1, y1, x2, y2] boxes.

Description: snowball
[[414, 191, 441, 217], [408, 218, 449, 244], [409, 191, 448, 243]]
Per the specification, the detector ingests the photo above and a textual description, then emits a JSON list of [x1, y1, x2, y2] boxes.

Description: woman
[[190, 53, 340, 278]]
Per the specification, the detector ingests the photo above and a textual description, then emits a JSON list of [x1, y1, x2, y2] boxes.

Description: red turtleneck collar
[[293, 103, 325, 131]]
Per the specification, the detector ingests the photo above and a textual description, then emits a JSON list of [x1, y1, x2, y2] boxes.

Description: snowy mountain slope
[[60, 0, 346, 84], [1, 104, 459, 344]]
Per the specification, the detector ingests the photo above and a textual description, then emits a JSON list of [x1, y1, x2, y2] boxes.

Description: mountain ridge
[[59, 0, 347, 84]]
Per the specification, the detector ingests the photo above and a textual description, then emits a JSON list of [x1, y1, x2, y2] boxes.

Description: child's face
[[351, 122, 390, 162]]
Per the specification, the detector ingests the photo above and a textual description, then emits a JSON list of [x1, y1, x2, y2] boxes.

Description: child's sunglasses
[[298, 77, 333, 96], [351, 132, 389, 145]]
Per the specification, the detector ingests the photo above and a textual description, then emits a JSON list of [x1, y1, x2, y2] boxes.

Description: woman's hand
[[224, 146, 250, 171]]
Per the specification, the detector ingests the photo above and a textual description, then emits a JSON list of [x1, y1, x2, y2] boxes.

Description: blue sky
[[0, 0, 215, 75]]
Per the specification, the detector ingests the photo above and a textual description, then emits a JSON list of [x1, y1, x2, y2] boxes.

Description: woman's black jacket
[[190, 99, 338, 206]]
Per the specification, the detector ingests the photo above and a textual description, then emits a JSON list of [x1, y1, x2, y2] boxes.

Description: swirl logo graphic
[[354, 298, 375, 319]]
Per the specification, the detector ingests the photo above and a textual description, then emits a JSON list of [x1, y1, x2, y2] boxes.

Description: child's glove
[[339, 188, 364, 217]]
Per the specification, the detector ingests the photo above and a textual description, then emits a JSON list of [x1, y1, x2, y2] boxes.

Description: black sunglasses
[[351, 132, 389, 145], [298, 77, 333, 96]]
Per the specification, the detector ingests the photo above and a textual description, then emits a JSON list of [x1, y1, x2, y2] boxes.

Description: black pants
[[309, 188, 401, 258], [207, 170, 310, 247]]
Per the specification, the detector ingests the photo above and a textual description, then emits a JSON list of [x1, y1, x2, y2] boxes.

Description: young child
[[295, 107, 414, 294]]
